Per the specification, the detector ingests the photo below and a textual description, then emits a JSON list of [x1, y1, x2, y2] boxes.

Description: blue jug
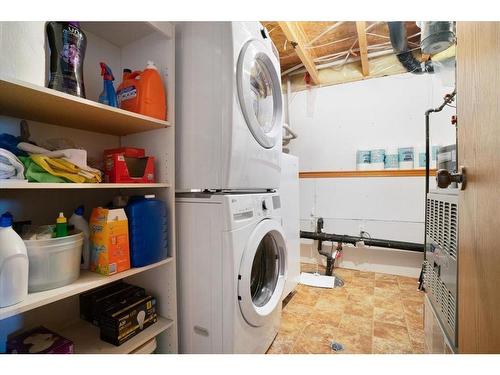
[[125, 195, 168, 267]]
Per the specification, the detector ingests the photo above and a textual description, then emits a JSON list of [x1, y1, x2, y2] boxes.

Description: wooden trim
[[355, 21, 370, 76], [299, 169, 437, 178], [278, 22, 320, 85]]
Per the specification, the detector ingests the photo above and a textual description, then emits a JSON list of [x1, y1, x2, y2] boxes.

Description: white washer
[[175, 22, 283, 191], [176, 192, 287, 353]]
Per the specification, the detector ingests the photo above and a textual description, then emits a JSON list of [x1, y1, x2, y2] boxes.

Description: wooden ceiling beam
[[278, 21, 320, 85], [355, 21, 370, 76]]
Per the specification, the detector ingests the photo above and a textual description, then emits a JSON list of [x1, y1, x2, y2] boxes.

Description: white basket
[[24, 231, 83, 292]]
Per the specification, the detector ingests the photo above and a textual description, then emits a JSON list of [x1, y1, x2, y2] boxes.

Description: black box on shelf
[[99, 294, 157, 346], [79, 281, 145, 326]]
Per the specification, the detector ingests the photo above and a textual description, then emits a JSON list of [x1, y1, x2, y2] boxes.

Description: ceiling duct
[[387, 21, 433, 74], [420, 21, 456, 55]]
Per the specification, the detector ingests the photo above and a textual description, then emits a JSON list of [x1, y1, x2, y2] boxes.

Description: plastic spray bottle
[[98, 62, 118, 107], [69, 205, 90, 269], [0, 212, 29, 307], [55, 212, 68, 238]]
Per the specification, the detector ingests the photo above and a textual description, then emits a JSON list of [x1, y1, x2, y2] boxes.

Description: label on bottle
[[117, 86, 137, 104]]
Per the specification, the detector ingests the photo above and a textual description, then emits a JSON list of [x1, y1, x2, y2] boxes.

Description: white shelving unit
[[57, 317, 174, 354], [0, 182, 171, 189], [0, 21, 178, 354]]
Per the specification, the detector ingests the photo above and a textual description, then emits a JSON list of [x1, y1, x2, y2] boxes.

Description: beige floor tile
[[306, 310, 343, 327], [374, 307, 407, 327], [267, 333, 298, 354], [375, 280, 401, 292], [348, 293, 375, 306], [344, 301, 374, 319], [405, 311, 424, 330], [373, 321, 411, 343], [355, 270, 376, 279], [372, 295, 405, 312], [374, 287, 401, 298], [314, 297, 347, 314], [345, 284, 375, 297], [403, 299, 424, 316], [291, 325, 372, 354], [372, 336, 413, 354], [269, 270, 423, 355], [375, 273, 398, 281], [339, 313, 373, 336]]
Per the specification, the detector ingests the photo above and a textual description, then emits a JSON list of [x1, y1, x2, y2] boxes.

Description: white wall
[[288, 72, 456, 277]]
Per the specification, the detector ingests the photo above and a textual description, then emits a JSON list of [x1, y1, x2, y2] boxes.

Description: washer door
[[237, 39, 283, 149], [238, 219, 287, 327]]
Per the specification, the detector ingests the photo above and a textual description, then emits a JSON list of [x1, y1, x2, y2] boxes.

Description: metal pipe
[[300, 230, 425, 253], [314, 218, 335, 276], [424, 89, 457, 257]]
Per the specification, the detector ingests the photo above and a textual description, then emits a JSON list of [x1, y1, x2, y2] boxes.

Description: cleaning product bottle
[[125, 195, 168, 267], [46, 22, 87, 98], [55, 212, 68, 238], [98, 62, 118, 107], [116, 61, 167, 120], [0, 212, 29, 307], [69, 205, 90, 269]]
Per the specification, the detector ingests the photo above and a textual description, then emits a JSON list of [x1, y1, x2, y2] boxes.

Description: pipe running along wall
[[300, 230, 425, 253]]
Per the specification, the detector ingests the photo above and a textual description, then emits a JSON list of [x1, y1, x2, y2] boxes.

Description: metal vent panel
[[423, 260, 457, 345], [426, 194, 458, 260]]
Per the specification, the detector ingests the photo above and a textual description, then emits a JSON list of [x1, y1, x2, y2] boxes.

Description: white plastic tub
[[24, 231, 83, 292]]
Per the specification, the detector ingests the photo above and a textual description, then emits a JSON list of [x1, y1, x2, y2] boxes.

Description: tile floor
[[267, 265, 425, 354]]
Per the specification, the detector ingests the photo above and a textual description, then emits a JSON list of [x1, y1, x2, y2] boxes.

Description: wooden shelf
[[0, 258, 173, 321], [299, 169, 437, 179], [0, 76, 170, 136], [0, 182, 171, 190], [58, 316, 173, 354]]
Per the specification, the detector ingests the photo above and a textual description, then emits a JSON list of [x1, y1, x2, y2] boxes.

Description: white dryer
[[175, 22, 283, 191], [176, 192, 287, 353]]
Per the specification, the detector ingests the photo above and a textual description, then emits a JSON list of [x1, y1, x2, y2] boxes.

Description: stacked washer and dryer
[[175, 22, 289, 353]]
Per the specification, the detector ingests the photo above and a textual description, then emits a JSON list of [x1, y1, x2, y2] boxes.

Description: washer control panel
[[229, 193, 280, 222]]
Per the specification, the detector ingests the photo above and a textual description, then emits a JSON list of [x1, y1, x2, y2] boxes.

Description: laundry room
[[1, 1, 500, 371]]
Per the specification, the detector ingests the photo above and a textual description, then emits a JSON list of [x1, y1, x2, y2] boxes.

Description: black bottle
[[46, 21, 87, 98]]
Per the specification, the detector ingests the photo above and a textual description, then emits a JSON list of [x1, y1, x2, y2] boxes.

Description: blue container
[[125, 195, 168, 267]]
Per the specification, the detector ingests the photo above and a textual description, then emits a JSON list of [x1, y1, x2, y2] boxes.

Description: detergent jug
[[125, 195, 168, 267], [116, 61, 167, 121]]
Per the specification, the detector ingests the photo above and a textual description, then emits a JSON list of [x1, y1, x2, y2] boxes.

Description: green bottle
[[55, 212, 68, 238]]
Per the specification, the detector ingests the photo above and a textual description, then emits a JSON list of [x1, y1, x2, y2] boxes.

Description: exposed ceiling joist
[[355, 21, 370, 76], [278, 21, 320, 85]]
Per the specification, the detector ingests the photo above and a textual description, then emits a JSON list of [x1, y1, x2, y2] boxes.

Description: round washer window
[[249, 57, 275, 135], [250, 233, 280, 307]]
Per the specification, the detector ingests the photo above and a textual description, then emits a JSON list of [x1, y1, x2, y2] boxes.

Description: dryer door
[[238, 219, 287, 327], [237, 39, 283, 149]]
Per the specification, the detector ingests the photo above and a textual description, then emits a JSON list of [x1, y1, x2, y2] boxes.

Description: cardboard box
[[7, 326, 74, 354], [103, 147, 155, 184], [89, 207, 130, 276], [79, 281, 145, 326], [100, 295, 157, 346]]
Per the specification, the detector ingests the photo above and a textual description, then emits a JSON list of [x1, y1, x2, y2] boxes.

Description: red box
[[104, 148, 155, 183], [104, 147, 145, 158]]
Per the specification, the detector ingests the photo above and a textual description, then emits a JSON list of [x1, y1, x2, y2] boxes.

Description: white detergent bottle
[[69, 205, 90, 269], [0, 212, 29, 307]]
